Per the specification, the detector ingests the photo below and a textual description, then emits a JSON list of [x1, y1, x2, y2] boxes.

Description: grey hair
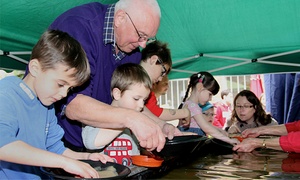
[[115, 0, 161, 17]]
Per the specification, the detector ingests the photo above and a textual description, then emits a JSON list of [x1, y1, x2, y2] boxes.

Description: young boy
[[82, 63, 152, 165], [200, 102, 215, 124], [0, 30, 112, 179]]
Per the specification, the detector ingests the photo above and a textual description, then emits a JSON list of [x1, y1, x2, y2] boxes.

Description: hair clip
[[199, 74, 205, 83]]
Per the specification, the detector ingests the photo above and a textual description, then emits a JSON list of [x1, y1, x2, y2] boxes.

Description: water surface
[[161, 150, 300, 179]]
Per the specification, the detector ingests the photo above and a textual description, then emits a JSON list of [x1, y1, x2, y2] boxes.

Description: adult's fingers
[[138, 128, 165, 152], [156, 128, 166, 152]]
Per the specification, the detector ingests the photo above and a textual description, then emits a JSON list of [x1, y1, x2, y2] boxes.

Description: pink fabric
[[250, 74, 263, 98], [213, 102, 231, 128], [184, 100, 202, 128]]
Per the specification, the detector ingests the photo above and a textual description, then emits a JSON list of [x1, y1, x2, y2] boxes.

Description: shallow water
[[161, 150, 300, 179]]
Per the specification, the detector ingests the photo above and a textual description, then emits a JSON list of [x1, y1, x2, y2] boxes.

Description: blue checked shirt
[[103, 4, 125, 61]]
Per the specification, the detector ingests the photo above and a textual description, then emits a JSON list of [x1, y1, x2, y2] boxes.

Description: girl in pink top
[[178, 72, 238, 145]]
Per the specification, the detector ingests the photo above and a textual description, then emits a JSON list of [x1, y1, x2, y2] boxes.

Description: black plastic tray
[[152, 135, 207, 159]]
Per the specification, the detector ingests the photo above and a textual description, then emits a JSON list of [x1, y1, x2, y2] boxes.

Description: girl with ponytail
[[178, 72, 239, 145]]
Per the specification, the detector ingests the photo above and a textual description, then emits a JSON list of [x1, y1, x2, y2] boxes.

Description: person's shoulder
[[68, 2, 106, 11], [149, 91, 156, 97], [145, 91, 156, 106], [185, 100, 196, 106], [57, 2, 109, 18], [0, 76, 23, 103], [147, 91, 156, 101], [185, 100, 201, 110], [0, 76, 21, 88]]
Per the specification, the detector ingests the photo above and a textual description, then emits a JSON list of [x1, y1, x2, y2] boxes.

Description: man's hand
[[162, 123, 184, 140], [128, 111, 166, 152]]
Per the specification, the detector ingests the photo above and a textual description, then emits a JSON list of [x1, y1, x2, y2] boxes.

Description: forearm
[[257, 125, 288, 136], [66, 94, 134, 129], [62, 148, 91, 160], [143, 107, 166, 128], [196, 116, 231, 142], [254, 138, 282, 151], [207, 126, 232, 142], [0, 141, 68, 168], [93, 128, 123, 148], [233, 137, 283, 152], [159, 108, 189, 121]]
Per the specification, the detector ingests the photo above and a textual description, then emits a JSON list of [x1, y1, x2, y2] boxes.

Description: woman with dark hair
[[227, 90, 278, 134]]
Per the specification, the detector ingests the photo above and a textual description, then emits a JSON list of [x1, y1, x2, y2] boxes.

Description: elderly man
[[49, 0, 179, 152]]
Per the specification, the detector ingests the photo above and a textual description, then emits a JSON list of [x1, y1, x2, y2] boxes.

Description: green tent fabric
[[1, 0, 299, 78]]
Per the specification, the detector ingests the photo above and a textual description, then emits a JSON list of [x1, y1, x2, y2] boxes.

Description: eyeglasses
[[203, 112, 215, 117], [157, 58, 167, 77], [235, 105, 253, 110], [125, 12, 156, 43]]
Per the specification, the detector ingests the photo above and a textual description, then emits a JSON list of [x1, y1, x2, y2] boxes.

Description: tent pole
[[257, 49, 300, 61], [208, 61, 251, 73], [6, 54, 29, 64], [258, 61, 300, 67], [256, 49, 300, 67], [202, 54, 250, 61], [0, 50, 29, 65]]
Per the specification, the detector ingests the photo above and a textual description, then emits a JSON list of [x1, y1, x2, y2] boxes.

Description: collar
[[19, 82, 35, 100], [103, 4, 115, 45], [103, 4, 126, 61]]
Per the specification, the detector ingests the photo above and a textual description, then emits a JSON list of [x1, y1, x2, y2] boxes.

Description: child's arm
[[193, 114, 239, 144], [62, 148, 113, 162], [159, 107, 190, 122], [82, 126, 123, 150], [142, 106, 184, 139], [93, 128, 123, 148], [0, 140, 110, 178]]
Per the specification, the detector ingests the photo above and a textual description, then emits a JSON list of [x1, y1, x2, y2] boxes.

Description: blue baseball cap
[[199, 102, 214, 112]]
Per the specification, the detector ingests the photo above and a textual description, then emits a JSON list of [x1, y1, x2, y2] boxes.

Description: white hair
[[115, 0, 161, 17]]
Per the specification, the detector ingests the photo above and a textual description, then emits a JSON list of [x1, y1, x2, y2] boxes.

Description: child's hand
[[233, 138, 258, 152], [180, 107, 191, 127], [178, 118, 189, 127], [241, 128, 261, 138], [227, 125, 241, 134], [87, 153, 113, 163], [62, 158, 100, 178], [228, 137, 240, 145]]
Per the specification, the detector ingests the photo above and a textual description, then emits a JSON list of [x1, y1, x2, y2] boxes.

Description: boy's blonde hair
[[111, 63, 152, 98]]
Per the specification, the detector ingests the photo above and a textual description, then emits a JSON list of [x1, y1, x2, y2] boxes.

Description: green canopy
[[1, 0, 299, 78]]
